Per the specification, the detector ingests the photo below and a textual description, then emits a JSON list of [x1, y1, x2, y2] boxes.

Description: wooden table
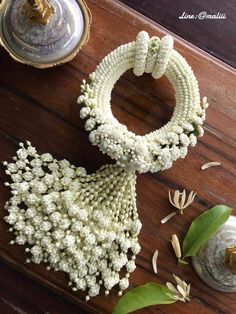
[[120, 0, 236, 68], [0, 0, 235, 313]]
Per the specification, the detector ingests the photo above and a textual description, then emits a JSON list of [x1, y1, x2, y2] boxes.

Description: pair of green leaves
[[113, 205, 232, 314]]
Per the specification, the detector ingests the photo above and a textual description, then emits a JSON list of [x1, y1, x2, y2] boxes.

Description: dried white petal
[[173, 190, 180, 207], [182, 191, 197, 209], [187, 284, 191, 295], [152, 249, 159, 274], [168, 190, 176, 207], [201, 161, 221, 170], [166, 282, 179, 294], [180, 190, 186, 209], [172, 295, 185, 302], [161, 211, 176, 224], [171, 234, 182, 259], [173, 274, 184, 287], [177, 284, 187, 298]]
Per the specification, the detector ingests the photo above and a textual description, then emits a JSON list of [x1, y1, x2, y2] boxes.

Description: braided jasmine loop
[[78, 31, 208, 173], [133, 31, 149, 76], [145, 36, 160, 73], [152, 35, 174, 79]]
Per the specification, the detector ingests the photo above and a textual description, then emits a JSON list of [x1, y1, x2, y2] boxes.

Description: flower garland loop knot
[[134, 31, 174, 79]]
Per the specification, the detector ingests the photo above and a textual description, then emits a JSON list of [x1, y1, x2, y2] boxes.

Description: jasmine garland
[[78, 31, 208, 173], [3, 31, 208, 301]]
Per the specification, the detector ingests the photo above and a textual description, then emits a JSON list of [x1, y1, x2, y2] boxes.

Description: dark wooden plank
[[119, 0, 236, 67], [0, 0, 235, 313], [0, 260, 88, 314]]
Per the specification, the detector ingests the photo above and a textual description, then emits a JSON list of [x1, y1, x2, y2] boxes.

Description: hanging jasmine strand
[[4, 142, 141, 300]]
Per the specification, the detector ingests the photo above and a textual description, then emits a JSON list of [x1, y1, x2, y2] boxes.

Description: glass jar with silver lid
[[0, 0, 91, 68], [192, 215, 236, 292]]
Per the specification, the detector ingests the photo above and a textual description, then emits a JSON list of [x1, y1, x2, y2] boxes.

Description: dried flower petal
[[182, 191, 197, 209], [166, 282, 179, 294], [186, 284, 191, 296], [171, 294, 185, 301], [168, 190, 176, 207], [171, 234, 182, 260], [173, 190, 180, 207], [161, 211, 176, 224], [173, 274, 183, 287], [180, 190, 186, 209], [201, 161, 221, 170], [152, 249, 158, 274], [177, 285, 187, 297]]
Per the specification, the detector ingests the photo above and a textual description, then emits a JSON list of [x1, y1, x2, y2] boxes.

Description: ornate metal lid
[[192, 215, 236, 292], [0, 0, 91, 68]]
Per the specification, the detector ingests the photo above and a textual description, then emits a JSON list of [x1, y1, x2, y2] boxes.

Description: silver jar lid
[[0, 0, 91, 68], [192, 215, 236, 292]]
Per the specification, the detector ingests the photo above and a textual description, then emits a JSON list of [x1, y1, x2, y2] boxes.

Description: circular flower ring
[[78, 31, 208, 173]]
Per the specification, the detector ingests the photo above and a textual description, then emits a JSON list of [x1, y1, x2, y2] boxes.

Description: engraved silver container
[[192, 215, 236, 292], [0, 0, 91, 68]]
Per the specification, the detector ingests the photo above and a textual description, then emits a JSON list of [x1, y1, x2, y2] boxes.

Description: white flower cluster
[[78, 31, 208, 173], [4, 142, 142, 300]]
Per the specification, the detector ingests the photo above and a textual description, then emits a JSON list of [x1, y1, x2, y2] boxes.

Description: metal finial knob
[[225, 246, 236, 274], [21, 0, 55, 25]]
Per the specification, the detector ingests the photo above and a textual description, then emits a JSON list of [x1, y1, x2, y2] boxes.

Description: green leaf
[[182, 205, 232, 259], [112, 283, 176, 314]]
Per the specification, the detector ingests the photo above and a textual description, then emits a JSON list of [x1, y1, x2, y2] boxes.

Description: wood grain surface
[[0, 260, 86, 314], [0, 0, 235, 313], [119, 0, 236, 68]]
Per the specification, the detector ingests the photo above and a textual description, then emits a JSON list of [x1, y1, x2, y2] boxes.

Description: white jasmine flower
[[195, 125, 204, 137], [172, 125, 183, 134], [161, 189, 196, 223], [169, 189, 196, 214], [189, 133, 197, 146], [168, 132, 179, 144], [169, 146, 180, 161], [85, 118, 96, 131], [166, 275, 190, 302], [179, 146, 188, 158], [180, 133, 190, 146], [182, 122, 194, 132], [80, 107, 91, 119], [193, 115, 204, 125]]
